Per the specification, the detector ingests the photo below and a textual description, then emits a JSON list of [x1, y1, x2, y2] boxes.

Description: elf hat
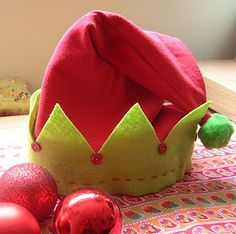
[[28, 11, 234, 196]]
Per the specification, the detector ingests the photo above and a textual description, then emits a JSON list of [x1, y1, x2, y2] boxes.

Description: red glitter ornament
[[0, 202, 41, 234], [0, 163, 58, 222], [54, 188, 122, 234]]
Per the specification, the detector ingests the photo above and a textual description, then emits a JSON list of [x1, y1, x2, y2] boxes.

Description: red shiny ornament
[[54, 188, 122, 234], [0, 202, 41, 234], [0, 163, 58, 222]]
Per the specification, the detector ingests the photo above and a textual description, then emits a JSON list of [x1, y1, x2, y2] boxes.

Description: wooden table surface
[[0, 115, 28, 146], [198, 59, 236, 120]]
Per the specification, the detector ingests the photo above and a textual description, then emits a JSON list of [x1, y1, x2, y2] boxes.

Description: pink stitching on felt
[[54, 172, 177, 185], [83, 183, 92, 186], [69, 181, 76, 185], [112, 178, 121, 181], [124, 178, 132, 181], [137, 178, 145, 181]]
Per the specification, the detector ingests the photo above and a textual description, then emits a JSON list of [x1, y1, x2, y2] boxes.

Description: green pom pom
[[198, 113, 234, 149]]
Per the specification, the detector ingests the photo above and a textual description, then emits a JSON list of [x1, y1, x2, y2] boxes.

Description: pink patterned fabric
[[0, 124, 235, 234]]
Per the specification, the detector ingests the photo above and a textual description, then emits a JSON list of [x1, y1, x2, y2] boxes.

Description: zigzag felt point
[[28, 89, 210, 196]]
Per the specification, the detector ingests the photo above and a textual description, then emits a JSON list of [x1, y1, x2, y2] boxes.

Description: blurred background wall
[[0, 0, 236, 91]]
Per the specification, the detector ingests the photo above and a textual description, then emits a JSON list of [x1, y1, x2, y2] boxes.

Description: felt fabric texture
[[34, 10, 208, 152], [198, 113, 234, 149], [28, 90, 210, 195]]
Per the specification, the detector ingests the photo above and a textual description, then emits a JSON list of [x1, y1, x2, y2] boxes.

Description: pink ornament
[[0, 202, 41, 234], [0, 163, 58, 221], [54, 188, 122, 234]]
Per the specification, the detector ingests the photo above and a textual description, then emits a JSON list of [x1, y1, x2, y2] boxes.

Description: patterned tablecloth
[[0, 119, 235, 234]]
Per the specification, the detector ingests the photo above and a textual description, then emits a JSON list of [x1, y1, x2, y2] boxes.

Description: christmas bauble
[[0, 202, 41, 234], [54, 188, 122, 234], [0, 163, 58, 221]]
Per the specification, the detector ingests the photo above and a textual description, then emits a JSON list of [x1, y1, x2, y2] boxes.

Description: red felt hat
[[35, 11, 233, 151]]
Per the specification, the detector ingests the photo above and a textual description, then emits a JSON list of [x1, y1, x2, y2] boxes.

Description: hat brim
[[28, 89, 210, 195]]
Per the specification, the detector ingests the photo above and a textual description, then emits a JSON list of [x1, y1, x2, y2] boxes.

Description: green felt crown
[[28, 90, 210, 196]]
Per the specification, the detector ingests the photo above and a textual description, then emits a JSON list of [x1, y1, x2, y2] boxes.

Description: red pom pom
[[0, 163, 58, 221], [0, 202, 41, 234]]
